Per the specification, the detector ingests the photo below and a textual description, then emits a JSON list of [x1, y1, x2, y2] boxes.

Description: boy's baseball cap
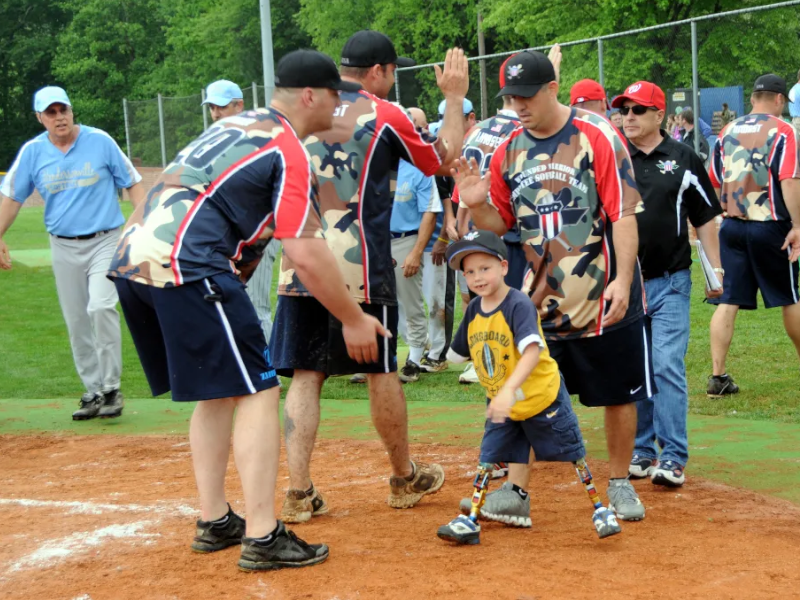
[[446, 230, 508, 271], [570, 79, 609, 108], [274, 50, 362, 92], [438, 98, 475, 117], [33, 86, 71, 112], [611, 81, 666, 111], [202, 80, 244, 107], [496, 51, 556, 99], [340, 30, 415, 68], [753, 74, 787, 96]]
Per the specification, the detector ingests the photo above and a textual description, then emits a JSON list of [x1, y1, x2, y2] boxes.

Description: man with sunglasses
[[455, 50, 652, 523], [0, 86, 145, 421], [612, 81, 722, 488]]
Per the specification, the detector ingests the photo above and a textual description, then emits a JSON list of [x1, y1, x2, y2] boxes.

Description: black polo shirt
[[628, 131, 722, 280]]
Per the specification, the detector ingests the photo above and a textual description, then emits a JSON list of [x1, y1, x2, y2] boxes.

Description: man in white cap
[[203, 78, 279, 343], [202, 80, 245, 122], [0, 86, 145, 420]]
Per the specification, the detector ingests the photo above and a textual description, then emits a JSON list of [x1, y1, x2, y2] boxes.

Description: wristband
[[437, 236, 448, 243]]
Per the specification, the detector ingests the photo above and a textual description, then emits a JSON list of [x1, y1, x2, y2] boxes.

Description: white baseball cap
[[202, 80, 244, 107], [33, 86, 71, 112]]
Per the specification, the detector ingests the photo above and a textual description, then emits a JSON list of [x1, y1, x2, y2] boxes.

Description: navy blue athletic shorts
[[711, 218, 799, 309], [270, 296, 398, 377], [114, 273, 279, 401], [479, 376, 585, 464], [548, 318, 656, 407]]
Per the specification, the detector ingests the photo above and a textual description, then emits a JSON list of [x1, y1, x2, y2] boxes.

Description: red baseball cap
[[611, 81, 666, 111], [498, 53, 518, 88], [570, 79, 609, 108]]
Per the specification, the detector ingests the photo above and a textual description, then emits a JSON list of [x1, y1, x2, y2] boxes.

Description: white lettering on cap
[[577, 97, 585, 103], [464, 231, 480, 241], [627, 83, 642, 93]]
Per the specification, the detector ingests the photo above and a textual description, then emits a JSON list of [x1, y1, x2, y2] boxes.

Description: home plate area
[[1, 434, 799, 600]]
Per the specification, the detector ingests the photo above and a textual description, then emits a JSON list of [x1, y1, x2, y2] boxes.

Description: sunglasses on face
[[619, 105, 658, 116]]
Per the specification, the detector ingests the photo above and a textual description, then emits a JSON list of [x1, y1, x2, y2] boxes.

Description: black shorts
[[114, 273, 279, 402], [711, 219, 799, 309], [270, 296, 398, 377], [504, 241, 528, 291], [548, 318, 656, 407]]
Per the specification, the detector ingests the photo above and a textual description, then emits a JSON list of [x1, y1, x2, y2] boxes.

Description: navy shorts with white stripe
[[270, 296, 399, 377], [114, 272, 279, 401]]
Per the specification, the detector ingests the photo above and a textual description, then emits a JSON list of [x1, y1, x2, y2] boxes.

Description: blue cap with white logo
[[202, 80, 244, 107], [33, 86, 71, 112], [438, 98, 475, 117]]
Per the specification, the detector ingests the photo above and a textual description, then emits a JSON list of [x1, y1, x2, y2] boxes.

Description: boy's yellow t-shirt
[[450, 289, 560, 420]]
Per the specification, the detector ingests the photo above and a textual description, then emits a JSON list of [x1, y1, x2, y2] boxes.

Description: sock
[[251, 523, 280, 546], [408, 347, 425, 365], [511, 484, 529, 499]]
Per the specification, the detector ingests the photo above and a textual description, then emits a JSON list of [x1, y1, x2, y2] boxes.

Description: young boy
[[437, 230, 620, 544]]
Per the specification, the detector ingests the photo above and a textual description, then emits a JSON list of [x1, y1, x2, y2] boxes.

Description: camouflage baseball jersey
[[107, 108, 322, 287], [488, 108, 644, 340], [709, 113, 800, 221], [279, 89, 444, 304], [454, 110, 523, 243]]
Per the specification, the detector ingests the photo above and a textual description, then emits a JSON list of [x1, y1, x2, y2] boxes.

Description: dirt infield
[[1, 434, 798, 600]]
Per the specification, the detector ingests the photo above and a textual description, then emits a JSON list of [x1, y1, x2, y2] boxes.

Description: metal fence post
[[597, 38, 605, 87], [157, 93, 167, 168], [691, 20, 700, 156], [122, 98, 132, 159], [252, 82, 258, 108], [395, 75, 402, 105], [478, 11, 489, 120], [201, 89, 209, 130]]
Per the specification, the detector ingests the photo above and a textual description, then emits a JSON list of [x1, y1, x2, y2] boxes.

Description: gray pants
[[392, 234, 427, 351], [246, 238, 280, 342], [49, 229, 123, 394]]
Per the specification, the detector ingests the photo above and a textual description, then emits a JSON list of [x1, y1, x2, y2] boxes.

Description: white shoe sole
[[629, 464, 656, 479], [482, 511, 531, 528], [651, 469, 685, 487], [609, 504, 645, 521]]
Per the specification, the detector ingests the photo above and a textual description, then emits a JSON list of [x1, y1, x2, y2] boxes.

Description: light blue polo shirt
[[0, 125, 142, 237], [390, 160, 442, 235], [789, 83, 800, 118]]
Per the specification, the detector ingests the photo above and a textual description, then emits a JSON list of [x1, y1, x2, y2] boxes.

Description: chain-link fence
[[124, 84, 273, 167], [395, 0, 800, 157]]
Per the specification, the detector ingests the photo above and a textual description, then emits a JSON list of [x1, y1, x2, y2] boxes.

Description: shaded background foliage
[[1, 0, 798, 168]]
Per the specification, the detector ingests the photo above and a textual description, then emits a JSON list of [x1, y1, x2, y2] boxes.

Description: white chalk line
[[0, 498, 197, 517]]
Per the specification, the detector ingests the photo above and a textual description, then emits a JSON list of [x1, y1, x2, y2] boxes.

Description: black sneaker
[[238, 521, 329, 572], [98, 389, 124, 418], [191, 504, 246, 553], [419, 356, 448, 373], [707, 374, 740, 398], [72, 392, 104, 421], [398, 360, 420, 383]]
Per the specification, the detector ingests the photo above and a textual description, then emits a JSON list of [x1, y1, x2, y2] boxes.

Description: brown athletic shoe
[[280, 486, 329, 524], [388, 461, 445, 508]]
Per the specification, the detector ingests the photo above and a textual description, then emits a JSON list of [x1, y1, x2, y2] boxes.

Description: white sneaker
[[459, 362, 479, 384]]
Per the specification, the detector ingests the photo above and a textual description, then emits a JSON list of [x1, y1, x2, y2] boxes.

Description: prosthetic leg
[[573, 458, 622, 538], [436, 462, 493, 545]]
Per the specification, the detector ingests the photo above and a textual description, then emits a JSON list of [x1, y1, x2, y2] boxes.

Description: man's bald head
[[407, 107, 428, 129]]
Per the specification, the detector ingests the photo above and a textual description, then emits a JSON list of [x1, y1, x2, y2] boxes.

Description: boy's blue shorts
[[479, 375, 585, 464]]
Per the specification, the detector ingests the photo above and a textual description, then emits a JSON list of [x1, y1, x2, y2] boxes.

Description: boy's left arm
[[488, 344, 541, 423]]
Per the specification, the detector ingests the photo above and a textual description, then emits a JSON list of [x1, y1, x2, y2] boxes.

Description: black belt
[[391, 230, 418, 239], [53, 229, 111, 241]]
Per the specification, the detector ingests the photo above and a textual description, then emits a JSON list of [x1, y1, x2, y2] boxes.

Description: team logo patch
[[656, 159, 678, 174], [507, 64, 524, 78], [476, 343, 506, 389], [627, 83, 642, 94], [528, 190, 588, 241], [463, 231, 480, 241]]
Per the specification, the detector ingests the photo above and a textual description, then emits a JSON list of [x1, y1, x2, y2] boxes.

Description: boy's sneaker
[[629, 454, 657, 479], [280, 486, 329, 523], [458, 482, 531, 527], [98, 389, 124, 418], [238, 521, 329, 572], [72, 392, 104, 421], [349, 373, 367, 384], [388, 460, 445, 508], [651, 460, 686, 487], [607, 478, 646, 521], [459, 362, 479, 384], [399, 360, 420, 383], [437, 515, 481, 545], [490, 462, 509, 479], [707, 374, 739, 398], [419, 356, 448, 373], [191, 504, 245, 553]]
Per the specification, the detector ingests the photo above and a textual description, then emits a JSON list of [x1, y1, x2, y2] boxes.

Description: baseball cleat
[[437, 515, 481, 545], [707, 374, 739, 398], [98, 389, 124, 418], [72, 391, 104, 420], [592, 506, 622, 539]]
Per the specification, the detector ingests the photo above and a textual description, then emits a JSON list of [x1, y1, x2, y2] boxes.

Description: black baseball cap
[[496, 50, 556, 99], [341, 30, 415, 68], [753, 74, 787, 96], [275, 50, 362, 92], [446, 230, 508, 271]]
